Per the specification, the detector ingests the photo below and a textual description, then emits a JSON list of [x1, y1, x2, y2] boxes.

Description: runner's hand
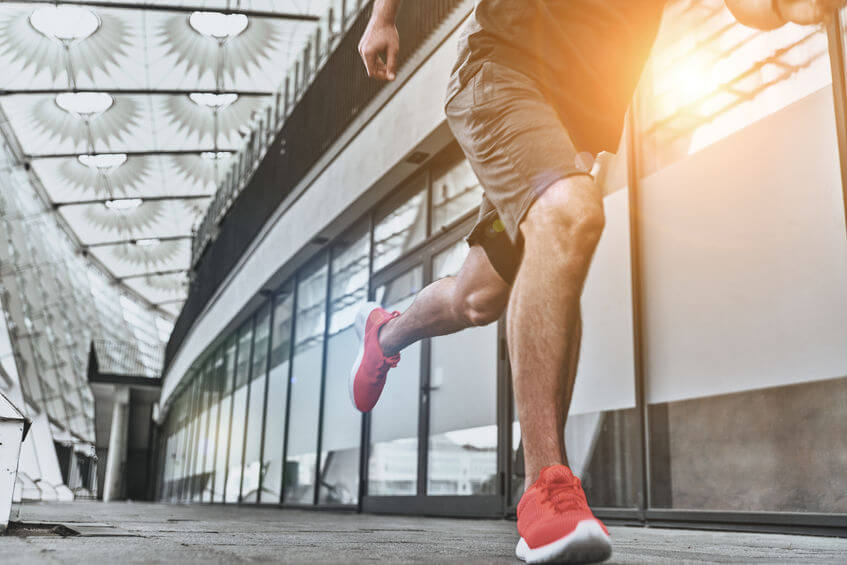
[[358, 19, 399, 81]]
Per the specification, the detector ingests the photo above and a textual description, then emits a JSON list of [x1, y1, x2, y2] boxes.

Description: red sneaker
[[348, 302, 401, 412], [516, 465, 611, 563]]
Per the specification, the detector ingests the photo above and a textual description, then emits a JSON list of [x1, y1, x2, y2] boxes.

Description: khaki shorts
[[445, 61, 592, 283]]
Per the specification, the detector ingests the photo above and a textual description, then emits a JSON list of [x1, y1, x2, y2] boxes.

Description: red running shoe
[[516, 465, 611, 563], [348, 301, 401, 412]]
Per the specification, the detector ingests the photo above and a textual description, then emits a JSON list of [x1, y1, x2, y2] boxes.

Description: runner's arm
[[725, 0, 846, 29], [358, 0, 401, 81]]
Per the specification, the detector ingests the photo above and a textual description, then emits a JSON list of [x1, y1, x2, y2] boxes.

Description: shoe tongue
[[538, 465, 576, 485]]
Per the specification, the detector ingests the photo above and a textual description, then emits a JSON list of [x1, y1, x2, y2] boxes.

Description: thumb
[[386, 45, 398, 81]]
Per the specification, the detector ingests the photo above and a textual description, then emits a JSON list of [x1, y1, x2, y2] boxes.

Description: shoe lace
[[373, 354, 400, 383], [542, 477, 589, 513]]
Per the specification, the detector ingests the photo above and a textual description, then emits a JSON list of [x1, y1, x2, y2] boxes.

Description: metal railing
[[191, 0, 369, 266], [170, 0, 465, 371], [90, 339, 161, 379]]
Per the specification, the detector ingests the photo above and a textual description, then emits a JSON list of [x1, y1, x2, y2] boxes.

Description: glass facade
[[156, 0, 847, 532]]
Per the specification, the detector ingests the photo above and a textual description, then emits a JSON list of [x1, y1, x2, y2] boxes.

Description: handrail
[[190, 0, 367, 268]]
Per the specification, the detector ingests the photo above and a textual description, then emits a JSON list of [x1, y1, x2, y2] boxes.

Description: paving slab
[[2, 500, 845, 564]]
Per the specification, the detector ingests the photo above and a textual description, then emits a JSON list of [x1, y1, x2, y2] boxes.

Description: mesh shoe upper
[[351, 307, 400, 412], [517, 465, 609, 549]]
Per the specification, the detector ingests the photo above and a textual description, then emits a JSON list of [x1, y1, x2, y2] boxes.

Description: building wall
[[157, 0, 847, 519]]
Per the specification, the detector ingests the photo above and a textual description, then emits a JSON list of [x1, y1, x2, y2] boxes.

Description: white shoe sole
[[515, 520, 611, 564], [348, 301, 381, 411]]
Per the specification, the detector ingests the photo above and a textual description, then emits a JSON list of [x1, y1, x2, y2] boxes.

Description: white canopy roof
[[0, 1, 331, 318]]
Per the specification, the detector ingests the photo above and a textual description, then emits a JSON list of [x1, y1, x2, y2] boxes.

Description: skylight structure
[[0, 1, 329, 319]]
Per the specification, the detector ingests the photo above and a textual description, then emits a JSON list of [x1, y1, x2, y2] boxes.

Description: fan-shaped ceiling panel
[[0, 93, 268, 154], [0, 1, 331, 317], [89, 239, 192, 278], [159, 301, 184, 318], [123, 272, 190, 305], [58, 201, 201, 244], [32, 153, 222, 202], [0, 3, 320, 92]]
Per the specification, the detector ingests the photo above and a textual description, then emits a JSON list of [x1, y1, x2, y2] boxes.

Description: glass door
[[362, 219, 506, 517]]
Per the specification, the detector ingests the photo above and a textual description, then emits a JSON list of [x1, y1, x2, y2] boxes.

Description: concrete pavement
[[3, 500, 846, 564]]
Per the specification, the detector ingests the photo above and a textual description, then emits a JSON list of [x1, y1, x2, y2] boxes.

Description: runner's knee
[[522, 175, 605, 251]]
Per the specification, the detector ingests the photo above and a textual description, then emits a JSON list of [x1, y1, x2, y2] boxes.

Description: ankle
[[377, 316, 401, 356]]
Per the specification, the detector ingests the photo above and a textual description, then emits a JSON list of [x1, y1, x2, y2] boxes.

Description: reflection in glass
[[648, 379, 847, 513], [428, 241, 498, 495], [260, 290, 294, 504], [226, 321, 253, 502], [374, 174, 427, 271], [183, 379, 201, 502], [192, 369, 210, 502], [319, 227, 368, 504], [213, 339, 235, 502], [178, 378, 194, 502], [285, 257, 328, 504], [637, 0, 831, 175], [368, 267, 423, 495], [242, 304, 270, 502], [430, 150, 482, 233], [202, 358, 220, 502], [511, 406, 641, 507]]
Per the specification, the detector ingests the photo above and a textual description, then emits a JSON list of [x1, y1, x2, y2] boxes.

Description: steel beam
[[26, 149, 237, 160], [83, 235, 192, 248], [154, 298, 186, 306], [119, 268, 186, 281], [54, 194, 212, 207], [17, 1, 321, 21], [1, 88, 274, 97]]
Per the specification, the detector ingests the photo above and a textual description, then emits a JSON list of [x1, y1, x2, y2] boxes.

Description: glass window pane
[[181, 379, 199, 502], [202, 359, 220, 502], [226, 321, 253, 502], [213, 339, 236, 502], [319, 227, 368, 505], [427, 241, 498, 495], [242, 304, 271, 503], [373, 174, 428, 271], [368, 266, 423, 495], [430, 148, 482, 233], [192, 365, 209, 502], [647, 379, 847, 512], [191, 373, 207, 502], [162, 430, 174, 500], [637, 0, 831, 176], [285, 256, 328, 504], [260, 289, 294, 504]]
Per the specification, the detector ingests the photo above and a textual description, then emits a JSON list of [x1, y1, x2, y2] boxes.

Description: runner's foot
[[348, 301, 401, 412], [515, 465, 611, 564]]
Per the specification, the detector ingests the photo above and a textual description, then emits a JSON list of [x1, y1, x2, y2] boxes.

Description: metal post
[[256, 295, 275, 503], [279, 279, 298, 504], [825, 14, 847, 236], [313, 250, 333, 505]]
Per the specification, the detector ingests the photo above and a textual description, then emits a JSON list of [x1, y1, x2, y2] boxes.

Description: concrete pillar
[[0, 390, 27, 533], [103, 389, 130, 502]]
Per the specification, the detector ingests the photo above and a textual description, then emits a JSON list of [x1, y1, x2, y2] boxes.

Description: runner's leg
[[379, 244, 510, 356], [508, 175, 604, 488]]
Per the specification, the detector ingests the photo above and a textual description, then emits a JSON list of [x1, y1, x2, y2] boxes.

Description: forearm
[[725, 0, 846, 29], [776, 0, 847, 25], [725, 0, 786, 30], [370, 0, 402, 25]]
